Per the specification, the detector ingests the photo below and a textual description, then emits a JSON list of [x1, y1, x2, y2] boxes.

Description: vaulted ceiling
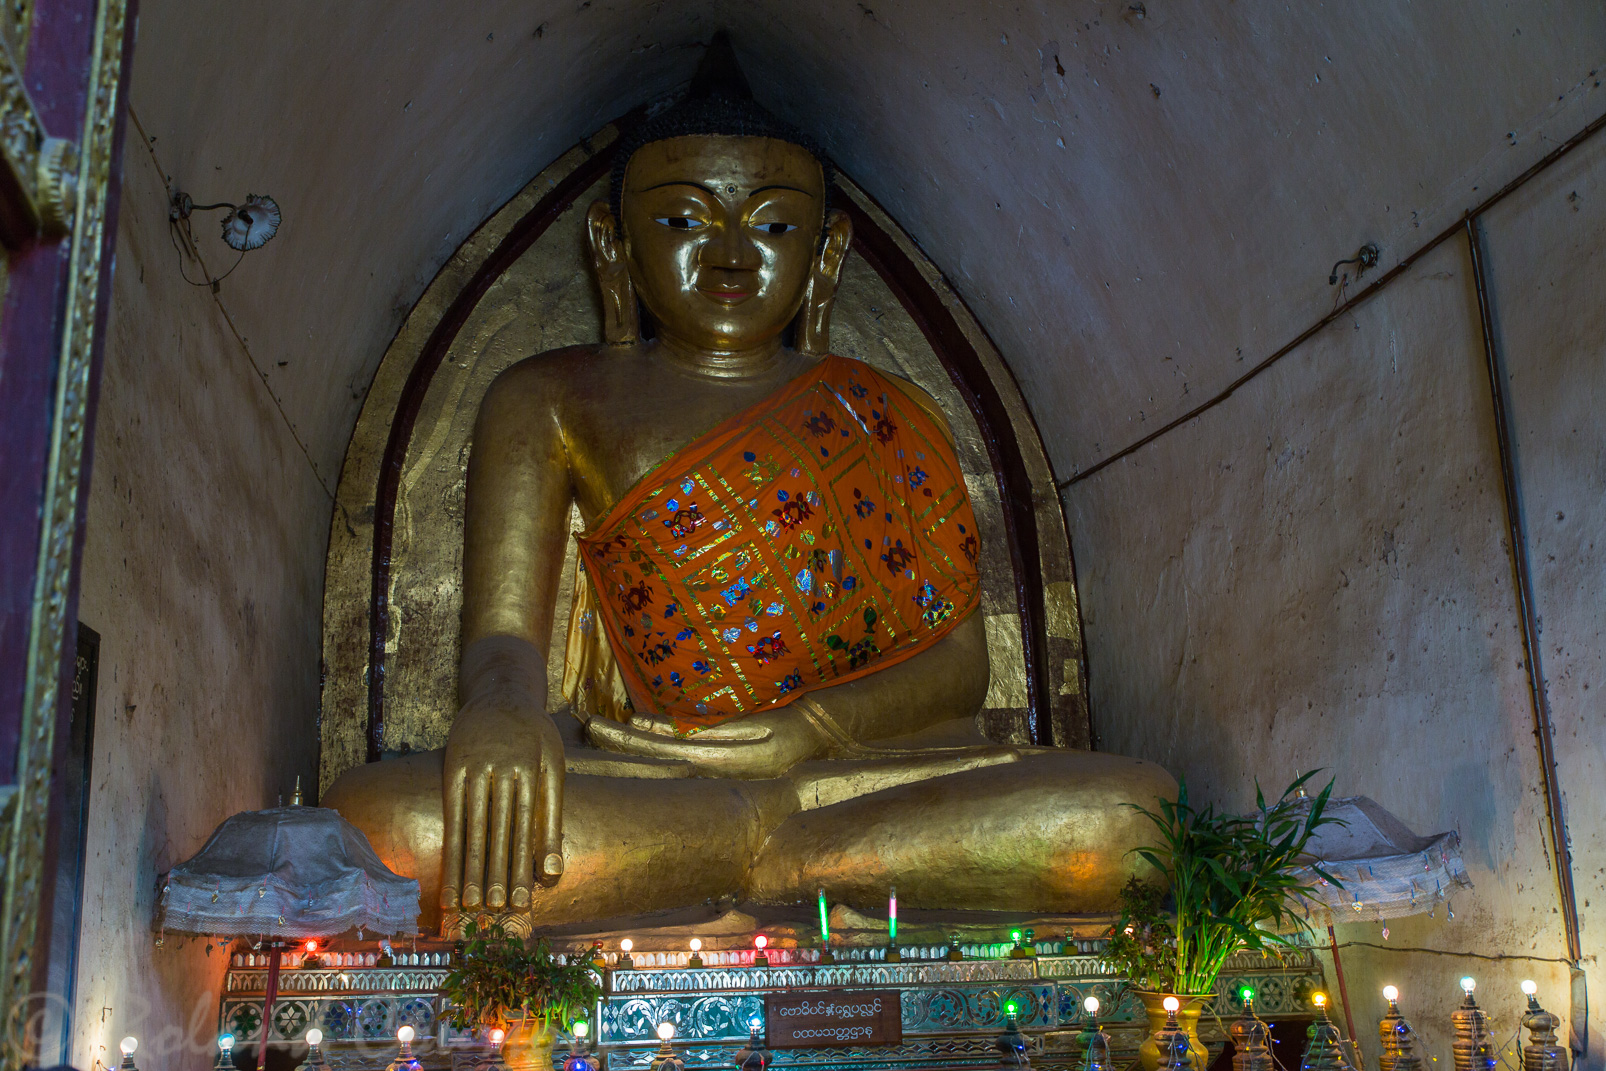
[[127, 1, 1606, 484]]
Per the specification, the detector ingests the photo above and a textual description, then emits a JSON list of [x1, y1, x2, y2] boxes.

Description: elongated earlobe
[[797, 209, 853, 356], [586, 201, 640, 344]]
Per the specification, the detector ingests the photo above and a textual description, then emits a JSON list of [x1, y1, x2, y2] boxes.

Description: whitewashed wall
[[71, 135, 326, 1070]]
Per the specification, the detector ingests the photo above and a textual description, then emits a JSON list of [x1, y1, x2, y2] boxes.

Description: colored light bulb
[[490, 1029, 506, 1046], [574, 1021, 589, 1038], [755, 934, 768, 950], [218, 1034, 235, 1052], [1313, 993, 1328, 1008]]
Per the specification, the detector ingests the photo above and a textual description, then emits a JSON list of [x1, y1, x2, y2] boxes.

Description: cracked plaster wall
[[1066, 139, 1606, 1066]]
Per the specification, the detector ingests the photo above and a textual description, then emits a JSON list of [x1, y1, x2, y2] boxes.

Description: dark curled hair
[[608, 95, 835, 223]]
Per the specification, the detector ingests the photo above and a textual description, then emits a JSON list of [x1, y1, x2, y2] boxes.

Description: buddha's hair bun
[[608, 38, 833, 222]]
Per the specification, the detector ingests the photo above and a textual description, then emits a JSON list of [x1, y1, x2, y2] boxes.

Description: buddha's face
[[619, 135, 826, 352]]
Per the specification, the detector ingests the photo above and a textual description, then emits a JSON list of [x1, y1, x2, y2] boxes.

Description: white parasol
[[161, 803, 418, 938], [1287, 795, 1472, 1064], [1291, 795, 1472, 926], [160, 799, 420, 1069]]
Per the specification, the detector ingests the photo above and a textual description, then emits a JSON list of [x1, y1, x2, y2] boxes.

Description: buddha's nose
[[700, 221, 762, 272]]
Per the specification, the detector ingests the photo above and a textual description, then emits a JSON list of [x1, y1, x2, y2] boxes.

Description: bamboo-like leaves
[[1124, 771, 1343, 995]]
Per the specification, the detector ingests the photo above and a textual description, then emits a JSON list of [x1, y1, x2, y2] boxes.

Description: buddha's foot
[[745, 748, 1177, 913]]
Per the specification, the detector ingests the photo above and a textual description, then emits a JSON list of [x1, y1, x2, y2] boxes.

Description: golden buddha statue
[[324, 56, 1174, 933]]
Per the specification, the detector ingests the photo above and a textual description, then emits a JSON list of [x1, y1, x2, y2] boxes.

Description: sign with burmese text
[[764, 989, 903, 1048]]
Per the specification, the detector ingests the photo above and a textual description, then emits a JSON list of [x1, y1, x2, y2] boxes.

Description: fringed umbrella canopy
[[1290, 795, 1472, 924], [162, 804, 419, 939]]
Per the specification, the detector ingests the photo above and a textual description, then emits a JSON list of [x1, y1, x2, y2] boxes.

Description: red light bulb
[[304, 939, 318, 953], [755, 934, 768, 950]]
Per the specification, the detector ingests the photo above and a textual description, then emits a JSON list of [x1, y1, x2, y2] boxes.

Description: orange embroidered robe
[[572, 354, 981, 734]]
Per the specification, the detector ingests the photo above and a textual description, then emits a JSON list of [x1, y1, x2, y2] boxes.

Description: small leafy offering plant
[[441, 921, 602, 1032], [1102, 876, 1177, 993], [1112, 772, 1341, 995]]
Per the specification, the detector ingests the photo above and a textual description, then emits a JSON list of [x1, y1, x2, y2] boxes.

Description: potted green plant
[[441, 921, 603, 1071], [1110, 772, 1340, 1071]]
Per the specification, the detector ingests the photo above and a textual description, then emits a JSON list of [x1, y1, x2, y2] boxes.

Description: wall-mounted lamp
[[169, 190, 281, 290], [1329, 242, 1380, 286]]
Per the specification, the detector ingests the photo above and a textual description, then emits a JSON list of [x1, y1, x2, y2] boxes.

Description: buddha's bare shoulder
[[476, 343, 656, 416]]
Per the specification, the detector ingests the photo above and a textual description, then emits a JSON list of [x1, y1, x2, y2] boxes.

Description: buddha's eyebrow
[[640, 180, 719, 195], [638, 181, 813, 198]]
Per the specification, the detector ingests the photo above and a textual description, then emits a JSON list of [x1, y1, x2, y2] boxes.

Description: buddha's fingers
[[440, 761, 467, 911], [590, 717, 772, 753], [620, 711, 768, 741], [680, 719, 773, 742], [539, 738, 564, 881], [626, 710, 679, 736], [461, 769, 492, 909], [510, 771, 536, 909], [485, 771, 515, 910], [589, 718, 784, 775]]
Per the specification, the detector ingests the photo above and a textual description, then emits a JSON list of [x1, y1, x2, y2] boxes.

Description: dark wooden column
[[0, 0, 134, 1060]]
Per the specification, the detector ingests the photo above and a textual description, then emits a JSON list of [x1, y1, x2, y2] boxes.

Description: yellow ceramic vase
[[1135, 991, 1213, 1071], [501, 1018, 557, 1071]]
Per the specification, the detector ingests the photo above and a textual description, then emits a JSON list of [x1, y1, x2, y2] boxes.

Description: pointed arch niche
[[318, 120, 1089, 793]]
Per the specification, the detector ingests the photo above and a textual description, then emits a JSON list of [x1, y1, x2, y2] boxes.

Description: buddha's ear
[[586, 200, 639, 344], [797, 208, 853, 356]]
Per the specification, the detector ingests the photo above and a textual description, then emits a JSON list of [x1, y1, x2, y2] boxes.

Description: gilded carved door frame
[[0, 1, 132, 1066]]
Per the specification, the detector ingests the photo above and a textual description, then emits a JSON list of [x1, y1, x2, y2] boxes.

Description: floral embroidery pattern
[[578, 355, 981, 733]]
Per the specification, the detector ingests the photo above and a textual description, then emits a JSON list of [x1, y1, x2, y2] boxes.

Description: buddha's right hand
[[442, 636, 564, 912]]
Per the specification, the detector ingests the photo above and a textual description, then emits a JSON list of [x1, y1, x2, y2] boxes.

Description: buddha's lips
[[698, 285, 753, 303]]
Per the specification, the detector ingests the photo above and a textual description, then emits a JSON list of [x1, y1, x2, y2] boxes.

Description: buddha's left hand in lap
[[586, 704, 829, 778]]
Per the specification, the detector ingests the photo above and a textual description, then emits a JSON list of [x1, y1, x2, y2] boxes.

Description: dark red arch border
[[365, 136, 1056, 759]]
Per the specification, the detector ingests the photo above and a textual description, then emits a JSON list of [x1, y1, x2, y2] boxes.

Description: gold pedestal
[[1452, 993, 1498, 1071], [1521, 994, 1569, 1071], [1298, 1005, 1354, 1071], [1137, 993, 1211, 1071], [1379, 997, 1425, 1071], [1228, 999, 1274, 1071]]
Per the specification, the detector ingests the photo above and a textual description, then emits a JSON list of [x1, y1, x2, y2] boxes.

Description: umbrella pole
[[1326, 923, 1365, 1071], [257, 941, 283, 1071]]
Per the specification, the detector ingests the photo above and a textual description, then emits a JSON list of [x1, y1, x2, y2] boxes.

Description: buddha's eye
[[654, 217, 705, 230], [757, 222, 797, 235]]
